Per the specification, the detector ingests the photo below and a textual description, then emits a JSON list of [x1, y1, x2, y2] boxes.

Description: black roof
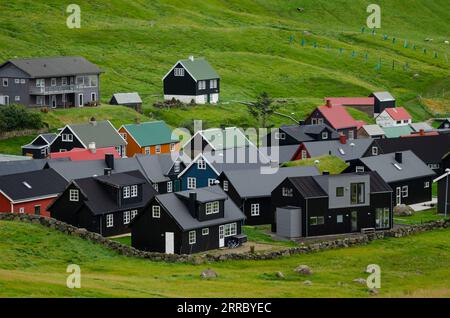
[[0, 168, 68, 201], [280, 124, 339, 143], [288, 176, 328, 198], [0, 158, 70, 177], [369, 171, 393, 193], [372, 135, 450, 163], [96, 173, 146, 188]]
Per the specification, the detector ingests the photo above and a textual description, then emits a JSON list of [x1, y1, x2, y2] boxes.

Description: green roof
[[122, 121, 179, 147], [180, 58, 220, 81], [382, 125, 413, 138]]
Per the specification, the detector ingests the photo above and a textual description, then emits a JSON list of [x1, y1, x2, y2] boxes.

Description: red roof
[[384, 107, 412, 121], [325, 97, 375, 106], [317, 104, 362, 129], [402, 131, 439, 138], [49, 147, 120, 161]]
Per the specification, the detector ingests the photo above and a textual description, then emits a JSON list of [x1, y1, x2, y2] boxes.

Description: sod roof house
[[118, 121, 180, 158], [163, 56, 220, 104]]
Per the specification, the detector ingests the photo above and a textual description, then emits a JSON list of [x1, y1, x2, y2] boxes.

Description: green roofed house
[[382, 125, 413, 138], [118, 121, 180, 157], [162, 56, 220, 104]]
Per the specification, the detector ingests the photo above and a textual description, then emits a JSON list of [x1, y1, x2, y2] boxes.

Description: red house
[[49, 144, 121, 161], [0, 169, 68, 217], [305, 101, 365, 140]]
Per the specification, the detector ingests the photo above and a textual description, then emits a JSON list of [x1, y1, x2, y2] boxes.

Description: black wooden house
[[434, 170, 450, 216], [131, 186, 246, 254]]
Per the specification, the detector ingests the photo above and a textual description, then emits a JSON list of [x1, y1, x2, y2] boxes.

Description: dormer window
[[197, 159, 206, 170], [317, 118, 324, 125], [131, 185, 138, 197], [205, 201, 220, 215], [69, 189, 79, 202], [322, 131, 328, 139], [174, 68, 185, 76], [123, 186, 130, 199]]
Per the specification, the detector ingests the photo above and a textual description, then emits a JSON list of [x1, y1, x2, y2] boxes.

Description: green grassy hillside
[[0, 0, 449, 131], [1, 220, 450, 297]]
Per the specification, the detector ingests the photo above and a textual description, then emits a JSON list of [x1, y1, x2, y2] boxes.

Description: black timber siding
[[22, 146, 47, 159], [163, 63, 197, 96], [389, 177, 433, 205], [437, 178, 449, 214], [50, 127, 84, 152], [305, 109, 357, 139]]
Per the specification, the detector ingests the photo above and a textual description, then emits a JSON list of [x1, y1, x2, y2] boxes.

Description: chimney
[[395, 152, 403, 164], [89, 117, 97, 126], [326, 99, 332, 108], [189, 55, 194, 61], [339, 134, 347, 144], [298, 120, 305, 126], [419, 129, 425, 136], [104, 168, 112, 176], [105, 153, 115, 170], [188, 192, 197, 218], [322, 171, 330, 175], [88, 142, 96, 154]]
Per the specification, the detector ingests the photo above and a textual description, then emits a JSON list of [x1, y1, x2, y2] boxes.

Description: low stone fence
[[0, 128, 48, 140], [0, 213, 448, 264]]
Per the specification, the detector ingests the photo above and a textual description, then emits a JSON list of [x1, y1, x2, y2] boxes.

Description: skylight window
[[22, 182, 32, 189], [393, 163, 402, 170], [339, 148, 345, 155]]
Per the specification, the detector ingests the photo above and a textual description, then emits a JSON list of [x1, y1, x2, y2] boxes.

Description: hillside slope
[[0, 0, 449, 128], [1, 220, 450, 297]]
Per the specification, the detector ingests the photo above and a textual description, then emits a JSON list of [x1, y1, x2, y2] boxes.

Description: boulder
[[294, 265, 313, 275], [275, 271, 285, 279], [303, 280, 313, 286], [353, 278, 367, 285], [368, 288, 379, 296], [394, 204, 414, 216], [201, 269, 218, 279]]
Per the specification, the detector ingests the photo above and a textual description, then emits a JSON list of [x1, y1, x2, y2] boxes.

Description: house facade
[[131, 186, 246, 254], [0, 56, 102, 108], [271, 172, 393, 238], [376, 107, 412, 127], [163, 56, 220, 104], [265, 124, 339, 147], [369, 92, 396, 116], [434, 171, 450, 215], [21, 133, 57, 159]]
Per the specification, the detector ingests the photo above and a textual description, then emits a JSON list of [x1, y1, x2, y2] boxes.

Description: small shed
[[358, 124, 385, 139], [369, 91, 396, 116], [110, 93, 143, 113]]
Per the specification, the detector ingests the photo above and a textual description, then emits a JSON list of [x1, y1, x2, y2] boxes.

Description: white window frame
[[282, 187, 293, 197], [2, 78, 8, 87], [208, 178, 216, 187], [189, 231, 196, 245], [36, 96, 44, 106], [123, 211, 131, 225], [402, 186, 409, 198], [62, 77, 67, 85], [167, 181, 173, 193], [174, 68, 185, 77], [187, 177, 197, 189], [19, 207, 25, 214], [120, 133, 127, 141], [152, 205, 161, 218], [174, 161, 181, 173], [198, 80, 206, 90], [51, 78, 57, 87], [170, 143, 175, 152], [275, 132, 286, 140], [356, 166, 365, 173], [206, 201, 220, 215], [197, 159, 206, 170], [348, 130, 355, 140], [153, 183, 159, 192], [15, 95, 20, 101], [424, 181, 430, 189], [337, 215, 343, 223], [251, 203, 260, 216], [301, 150, 307, 160], [123, 186, 131, 199], [91, 92, 96, 102], [223, 180, 229, 192], [155, 145, 161, 154], [322, 131, 328, 139], [202, 228, 209, 236], [131, 185, 138, 197], [145, 147, 151, 155], [36, 79, 44, 88], [20, 79, 25, 84], [131, 210, 138, 220], [224, 223, 237, 237], [210, 79, 217, 89], [372, 146, 378, 156], [62, 134, 73, 142], [69, 189, 79, 202], [14, 78, 20, 84], [106, 214, 114, 228]]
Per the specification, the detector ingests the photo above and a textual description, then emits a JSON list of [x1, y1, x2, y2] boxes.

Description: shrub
[[0, 104, 44, 132]]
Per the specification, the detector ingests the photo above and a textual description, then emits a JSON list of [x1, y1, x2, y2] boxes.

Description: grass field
[[1, 220, 450, 297], [284, 155, 349, 174], [394, 208, 450, 225]]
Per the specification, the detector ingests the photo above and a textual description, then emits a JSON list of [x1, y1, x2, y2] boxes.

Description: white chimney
[[189, 55, 194, 61], [88, 142, 96, 154]]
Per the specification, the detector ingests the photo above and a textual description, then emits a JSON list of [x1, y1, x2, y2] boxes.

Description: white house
[[376, 107, 412, 127]]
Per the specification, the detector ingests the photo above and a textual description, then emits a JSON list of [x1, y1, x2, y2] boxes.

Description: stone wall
[[0, 213, 448, 264]]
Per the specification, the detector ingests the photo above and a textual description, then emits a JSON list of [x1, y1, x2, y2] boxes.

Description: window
[[123, 186, 130, 199], [152, 206, 161, 218], [15, 79, 20, 84], [174, 161, 181, 173], [337, 215, 343, 223], [424, 181, 430, 188], [131, 210, 138, 219], [174, 68, 185, 76], [145, 147, 151, 155], [356, 166, 365, 173], [187, 177, 197, 189], [62, 77, 67, 85], [251, 203, 260, 216], [206, 201, 220, 215], [403, 120, 408, 124], [375, 208, 390, 229], [19, 207, 25, 214], [120, 133, 127, 141], [197, 159, 206, 170], [428, 163, 440, 170], [275, 132, 286, 140], [311, 118, 318, 125], [155, 145, 161, 154], [336, 187, 344, 197], [36, 96, 44, 105], [131, 185, 138, 197], [36, 79, 44, 87], [224, 223, 237, 237], [170, 143, 175, 152], [210, 79, 218, 89], [90, 76, 98, 87], [396, 121, 401, 125], [208, 178, 216, 186], [372, 147, 378, 156], [198, 81, 206, 90], [351, 183, 365, 204], [401, 186, 408, 198], [106, 214, 114, 228], [167, 181, 173, 193], [15, 96, 20, 101], [34, 205, 41, 216], [223, 180, 229, 192], [20, 79, 25, 84], [202, 228, 209, 236], [62, 134, 73, 142], [76, 76, 84, 85], [322, 131, 328, 139], [282, 187, 293, 197], [2, 78, 8, 87], [69, 189, 79, 202], [301, 150, 307, 160], [317, 118, 324, 125], [123, 211, 131, 225], [348, 130, 354, 140], [310, 216, 325, 226], [153, 183, 159, 192], [189, 231, 196, 244], [51, 78, 57, 86], [91, 93, 96, 102]]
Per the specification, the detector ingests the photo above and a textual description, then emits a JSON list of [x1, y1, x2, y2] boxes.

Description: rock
[[297, 7, 305, 12], [275, 271, 285, 279], [444, 40, 449, 44], [394, 204, 414, 216], [303, 30, 312, 36], [353, 278, 367, 285], [368, 288, 379, 296], [413, 73, 420, 78], [201, 269, 218, 279], [303, 280, 313, 286], [294, 265, 313, 275]]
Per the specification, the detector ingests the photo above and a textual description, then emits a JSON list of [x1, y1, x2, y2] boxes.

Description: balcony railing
[[29, 84, 95, 95]]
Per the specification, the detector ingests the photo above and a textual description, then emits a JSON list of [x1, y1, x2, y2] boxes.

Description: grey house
[[0, 56, 102, 108]]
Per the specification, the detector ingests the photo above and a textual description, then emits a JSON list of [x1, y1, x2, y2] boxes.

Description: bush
[[0, 104, 44, 132]]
